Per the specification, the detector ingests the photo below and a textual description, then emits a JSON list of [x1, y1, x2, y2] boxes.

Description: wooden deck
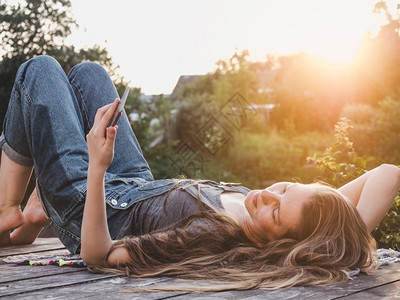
[[1, 238, 400, 299]]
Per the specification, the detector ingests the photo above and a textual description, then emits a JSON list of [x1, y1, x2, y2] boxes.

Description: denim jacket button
[[120, 202, 127, 208], [111, 199, 118, 205]]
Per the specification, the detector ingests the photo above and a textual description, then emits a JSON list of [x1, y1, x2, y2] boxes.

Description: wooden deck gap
[[332, 277, 400, 299], [156, 292, 191, 300]]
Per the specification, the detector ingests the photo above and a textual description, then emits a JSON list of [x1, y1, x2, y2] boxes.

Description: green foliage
[[0, 0, 76, 61], [271, 53, 354, 132], [175, 94, 218, 142], [179, 74, 216, 99], [308, 117, 400, 249], [221, 130, 327, 189], [127, 92, 179, 179], [211, 50, 263, 105], [0, 0, 76, 115], [341, 103, 375, 125], [356, 1, 400, 104], [307, 118, 366, 185], [342, 97, 400, 164], [373, 192, 400, 250]]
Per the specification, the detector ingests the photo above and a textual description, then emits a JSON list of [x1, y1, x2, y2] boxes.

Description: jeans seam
[[4, 84, 17, 136], [69, 81, 91, 133], [36, 180, 50, 219], [62, 187, 87, 219], [21, 80, 34, 105], [50, 219, 81, 242]]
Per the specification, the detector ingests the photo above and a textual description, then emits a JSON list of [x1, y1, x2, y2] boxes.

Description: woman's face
[[242, 182, 317, 242]]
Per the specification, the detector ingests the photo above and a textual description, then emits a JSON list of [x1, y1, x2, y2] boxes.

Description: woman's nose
[[260, 189, 280, 205]]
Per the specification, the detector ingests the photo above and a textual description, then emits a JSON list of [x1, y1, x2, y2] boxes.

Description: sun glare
[[2, 0, 397, 94], [247, 0, 393, 64], [300, 11, 385, 63], [300, 21, 364, 63], [64, 0, 400, 93]]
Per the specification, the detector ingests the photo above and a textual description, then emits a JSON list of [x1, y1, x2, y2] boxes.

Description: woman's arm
[[338, 164, 400, 232], [81, 164, 112, 265], [80, 99, 129, 266]]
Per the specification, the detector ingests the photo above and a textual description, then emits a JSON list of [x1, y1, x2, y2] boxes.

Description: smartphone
[[110, 86, 130, 127]]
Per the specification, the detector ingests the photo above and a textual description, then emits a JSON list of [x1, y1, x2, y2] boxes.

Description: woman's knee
[[17, 55, 64, 83], [68, 61, 111, 89]]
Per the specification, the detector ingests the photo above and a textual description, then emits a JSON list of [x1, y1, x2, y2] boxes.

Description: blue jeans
[[0, 55, 154, 253]]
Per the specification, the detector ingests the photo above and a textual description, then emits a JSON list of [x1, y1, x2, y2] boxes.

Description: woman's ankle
[[0, 206, 25, 245], [23, 189, 49, 227], [8, 189, 49, 245], [0, 205, 24, 227], [0, 151, 33, 208]]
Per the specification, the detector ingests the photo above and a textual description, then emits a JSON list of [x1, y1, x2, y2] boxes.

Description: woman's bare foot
[[0, 152, 35, 246], [0, 205, 25, 246], [10, 188, 50, 245]]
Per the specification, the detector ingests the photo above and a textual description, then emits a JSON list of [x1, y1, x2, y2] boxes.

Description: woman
[[0, 55, 399, 291]]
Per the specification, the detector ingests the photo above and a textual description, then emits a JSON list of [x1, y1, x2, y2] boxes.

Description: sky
[[31, 1, 400, 94]]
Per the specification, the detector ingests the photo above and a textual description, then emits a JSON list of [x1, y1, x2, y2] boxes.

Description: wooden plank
[[19, 264, 400, 300], [169, 263, 400, 299], [1, 237, 399, 299], [0, 270, 119, 297], [0, 275, 188, 300], [0, 238, 65, 258], [1, 263, 399, 299], [0, 273, 185, 299], [0, 264, 85, 284], [0, 237, 185, 299], [1, 266, 399, 300], [338, 279, 400, 299]]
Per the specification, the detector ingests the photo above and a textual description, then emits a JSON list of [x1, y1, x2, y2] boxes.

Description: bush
[[220, 129, 328, 189], [307, 118, 366, 185], [343, 97, 400, 165], [341, 103, 375, 125], [373, 192, 400, 250], [308, 117, 400, 249]]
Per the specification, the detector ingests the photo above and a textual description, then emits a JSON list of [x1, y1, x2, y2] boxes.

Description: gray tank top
[[116, 180, 250, 238]]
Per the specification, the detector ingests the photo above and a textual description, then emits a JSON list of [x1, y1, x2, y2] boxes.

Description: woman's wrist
[[88, 161, 108, 176]]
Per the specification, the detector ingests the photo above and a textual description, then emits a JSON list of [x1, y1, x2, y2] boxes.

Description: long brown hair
[[89, 183, 377, 292]]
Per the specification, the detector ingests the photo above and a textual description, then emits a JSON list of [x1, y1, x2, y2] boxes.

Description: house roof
[[170, 75, 201, 99], [170, 70, 277, 99]]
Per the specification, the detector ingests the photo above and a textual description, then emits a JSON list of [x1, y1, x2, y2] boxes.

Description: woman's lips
[[252, 191, 260, 208]]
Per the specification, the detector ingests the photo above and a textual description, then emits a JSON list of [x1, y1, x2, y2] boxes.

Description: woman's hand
[[86, 99, 119, 171]]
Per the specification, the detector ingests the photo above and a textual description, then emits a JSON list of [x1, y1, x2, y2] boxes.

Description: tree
[[355, 0, 400, 105], [0, 0, 119, 131], [0, 0, 75, 61], [342, 97, 400, 164], [211, 50, 263, 106], [271, 52, 356, 132], [127, 90, 178, 179]]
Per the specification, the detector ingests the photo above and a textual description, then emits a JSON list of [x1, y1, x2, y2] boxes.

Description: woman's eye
[[273, 205, 279, 223]]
